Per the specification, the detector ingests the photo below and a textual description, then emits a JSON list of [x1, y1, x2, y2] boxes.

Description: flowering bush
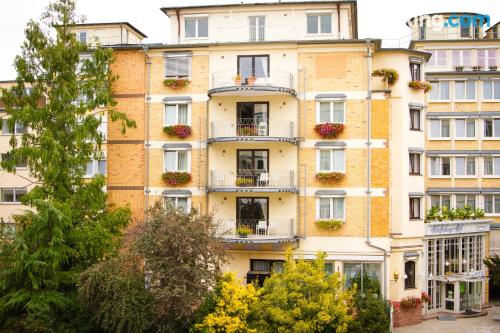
[[421, 291, 431, 303], [162, 172, 191, 186], [314, 123, 344, 138], [315, 220, 343, 230], [408, 80, 432, 93], [163, 78, 190, 89], [399, 296, 421, 309], [316, 172, 345, 183], [163, 125, 192, 139]]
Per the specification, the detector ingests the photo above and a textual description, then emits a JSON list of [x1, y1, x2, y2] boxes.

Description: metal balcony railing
[[210, 119, 294, 139], [217, 218, 295, 239], [209, 170, 295, 189], [211, 69, 295, 91], [428, 57, 497, 72]]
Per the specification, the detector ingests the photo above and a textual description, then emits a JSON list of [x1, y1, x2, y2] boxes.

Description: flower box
[[235, 178, 254, 187], [408, 81, 432, 93], [315, 220, 343, 230], [316, 172, 345, 183], [314, 123, 344, 139], [237, 127, 257, 136], [162, 172, 191, 186], [163, 125, 192, 139], [163, 78, 190, 89]]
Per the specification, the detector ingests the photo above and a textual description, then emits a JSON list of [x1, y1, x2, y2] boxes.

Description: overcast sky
[[0, 0, 498, 80]]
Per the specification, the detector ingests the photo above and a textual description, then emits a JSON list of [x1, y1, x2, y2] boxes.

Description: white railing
[[427, 57, 497, 72], [211, 69, 295, 91], [210, 119, 294, 138], [214, 24, 298, 43], [217, 218, 295, 239], [209, 170, 295, 189]]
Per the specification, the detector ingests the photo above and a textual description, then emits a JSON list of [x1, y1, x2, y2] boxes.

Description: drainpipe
[[176, 9, 181, 44], [364, 39, 388, 299], [143, 45, 152, 213], [205, 98, 210, 213]]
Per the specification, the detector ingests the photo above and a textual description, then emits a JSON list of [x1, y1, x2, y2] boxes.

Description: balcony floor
[[208, 85, 296, 97]]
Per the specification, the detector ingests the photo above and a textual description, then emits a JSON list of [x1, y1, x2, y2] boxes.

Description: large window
[[455, 194, 476, 209], [484, 156, 500, 176], [317, 149, 345, 172], [455, 81, 476, 100], [164, 103, 189, 126], [455, 157, 476, 176], [452, 49, 471, 68], [430, 81, 450, 101], [237, 149, 268, 186], [410, 62, 421, 81], [428, 49, 447, 67], [78, 31, 87, 43], [430, 157, 451, 176], [409, 153, 421, 175], [484, 195, 500, 214], [164, 150, 189, 172], [248, 259, 284, 286], [405, 261, 416, 289], [1, 188, 27, 203], [185, 16, 208, 38], [1, 120, 27, 135], [409, 197, 421, 220], [409, 108, 421, 130], [237, 55, 269, 81], [307, 13, 332, 34], [431, 194, 477, 209], [477, 49, 496, 69], [455, 119, 475, 138], [484, 119, 500, 137], [429, 119, 450, 138], [165, 53, 192, 78], [237, 197, 269, 236], [343, 262, 381, 294], [483, 80, 500, 100], [164, 196, 189, 213], [317, 197, 344, 220], [237, 102, 269, 136], [430, 195, 451, 208], [318, 101, 345, 124]]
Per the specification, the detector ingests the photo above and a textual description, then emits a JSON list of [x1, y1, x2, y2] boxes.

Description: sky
[[0, 0, 498, 80]]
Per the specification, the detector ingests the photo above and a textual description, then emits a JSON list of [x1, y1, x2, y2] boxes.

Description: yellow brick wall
[[427, 102, 451, 112]]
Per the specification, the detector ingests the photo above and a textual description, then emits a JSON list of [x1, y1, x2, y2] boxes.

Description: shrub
[[314, 123, 345, 138], [316, 219, 343, 230], [399, 296, 421, 309], [162, 171, 191, 185], [163, 125, 192, 138], [236, 226, 252, 236], [316, 172, 345, 183], [164, 78, 190, 89], [372, 68, 399, 85], [347, 293, 390, 333], [408, 80, 432, 93], [421, 291, 431, 303]]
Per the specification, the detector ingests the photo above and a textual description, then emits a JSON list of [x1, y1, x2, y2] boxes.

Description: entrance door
[[444, 283, 455, 311], [237, 197, 269, 234], [237, 102, 269, 136], [237, 150, 269, 186], [471, 281, 482, 312]]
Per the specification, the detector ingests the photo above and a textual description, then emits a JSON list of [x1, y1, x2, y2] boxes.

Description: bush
[[347, 293, 390, 333]]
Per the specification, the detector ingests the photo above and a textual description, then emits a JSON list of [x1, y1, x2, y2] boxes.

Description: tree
[[251, 251, 354, 333], [0, 0, 134, 330], [347, 293, 390, 333], [192, 272, 257, 333], [485, 255, 500, 298]]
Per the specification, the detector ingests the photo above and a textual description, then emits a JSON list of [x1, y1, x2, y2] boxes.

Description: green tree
[[485, 255, 500, 298], [251, 251, 354, 333], [0, 0, 134, 330], [347, 293, 390, 333]]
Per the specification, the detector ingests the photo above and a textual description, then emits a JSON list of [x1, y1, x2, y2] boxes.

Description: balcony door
[[237, 102, 268, 136], [249, 16, 265, 41], [237, 149, 268, 186], [237, 55, 269, 81], [237, 197, 269, 233]]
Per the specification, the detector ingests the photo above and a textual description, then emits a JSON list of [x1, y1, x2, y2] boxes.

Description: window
[[164, 53, 192, 78], [455, 157, 476, 176], [483, 80, 500, 100], [455, 194, 476, 209], [418, 20, 426, 40], [78, 31, 87, 43], [409, 108, 421, 130], [428, 50, 447, 67], [317, 197, 344, 220], [410, 63, 421, 81], [430, 157, 451, 176], [1, 188, 27, 203], [343, 262, 381, 293], [484, 195, 500, 214], [452, 49, 471, 68], [185, 16, 208, 38], [1, 120, 27, 135], [409, 153, 421, 175], [164, 103, 189, 126], [318, 101, 344, 123], [409, 197, 421, 219], [429, 119, 450, 138], [455, 119, 475, 138], [430, 195, 451, 208], [460, 25, 470, 38], [164, 150, 188, 172], [307, 13, 332, 34], [484, 156, 500, 176], [484, 119, 500, 137], [430, 81, 450, 101], [249, 16, 265, 41], [404, 261, 416, 289], [454, 81, 475, 100], [478, 49, 496, 69], [85, 159, 106, 177], [1, 153, 27, 168], [164, 196, 189, 213], [317, 149, 344, 172], [248, 259, 284, 286], [237, 55, 269, 80]]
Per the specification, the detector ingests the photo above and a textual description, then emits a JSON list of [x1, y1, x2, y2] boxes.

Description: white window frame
[[454, 156, 476, 178], [306, 12, 333, 35], [315, 196, 345, 221], [163, 149, 191, 172], [428, 119, 451, 140], [454, 118, 476, 139], [84, 159, 107, 178], [454, 81, 476, 101], [454, 194, 478, 209], [483, 194, 500, 215], [316, 100, 345, 124], [483, 118, 500, 139], [429, 81, 450, 102], [428, 49, 447, 67], [316, 148, 345, 173], [78, 31, 87, 43], [184, 15, 209, 39], [164, 195, 191, 213], [164, 102, 192, 126], [0, 188, 27, 204], [164, 53, 192, 79], [483, 80, 500, 101], [429, 194, 452, 208], [452, 49, 471, 68], [429, 156, 451, 178], [483, 155, 500, 178]]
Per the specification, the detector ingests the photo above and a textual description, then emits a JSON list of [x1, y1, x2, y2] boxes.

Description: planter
[[490, 66, 498, 71], [455, 66, 464, 72], [371, 68, 399, 85], [236, 226, 252, 238], [316, 220, 343, 230], [236, 178, 254, 187], [237, 127, 257, 136], [247, 76, 256, 86], [408, 80, 432, 93], [392, 302, 422, 327], [162, 172, 191, 186], [163, 78, 190, 89], [316, 172, 345, 183], [472, 66, 483, 72], [163, 125, 192, 139], [314, 123, 345, 139]]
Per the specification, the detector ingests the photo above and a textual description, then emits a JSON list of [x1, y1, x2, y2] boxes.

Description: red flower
[[163, 125, 192, 139], [314, 123, 345, 138]]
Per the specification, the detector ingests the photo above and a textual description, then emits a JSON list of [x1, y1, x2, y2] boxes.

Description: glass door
[[237, 197, 269, 235], [445, 283, 455, 311], [471, 281, 482, 312], [237, 102, 269, 136], [249, 16, 265, 41], [237, 150, 269, 186], [237, 55, 269, 82]]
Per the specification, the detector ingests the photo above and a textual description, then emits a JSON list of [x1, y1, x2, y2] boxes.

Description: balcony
[[208, 119, 297, 144], [208, 170, 296, 192], [208, 69, 296, 96], [425, 219, 491, 237], [427, 58, 498, 73]]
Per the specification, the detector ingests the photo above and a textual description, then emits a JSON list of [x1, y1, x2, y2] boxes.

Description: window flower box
[[163, 125, 192, 139], [408, 80, 432, 93], [490, 65, 498, 71], [472, 66, 483, 72], [314, 123, 345, 139], [236, 226, 252, 238], [316, 172, 345, 183], [425, 206, 484, 222], [455, 66, 464, 72], [162, 172, 191, 186], [315, 219, 343, 230], [163, 78, 190, 89], [235, 178, 253, 187], [237, 126, 257, 136], [372, 68, 399, 85]]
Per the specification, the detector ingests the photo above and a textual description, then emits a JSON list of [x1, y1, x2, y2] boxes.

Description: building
[[408, 13, 498, 314]]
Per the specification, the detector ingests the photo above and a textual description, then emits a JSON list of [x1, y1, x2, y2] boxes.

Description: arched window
[[405, 261, 416, 289]]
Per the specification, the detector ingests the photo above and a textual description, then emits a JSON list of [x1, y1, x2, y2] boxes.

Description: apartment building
[[408, 13, 498, 313]]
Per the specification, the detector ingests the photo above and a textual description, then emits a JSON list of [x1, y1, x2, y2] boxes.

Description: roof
[[378, 48, 432, 60], [486, 21, 500, 33], [72, 22, 147, 38]]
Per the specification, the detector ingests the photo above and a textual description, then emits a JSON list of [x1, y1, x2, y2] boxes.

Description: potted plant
[[441, 206, 456, 221], [235, 178, 253, 187], [474, 208, 485, 219], [247, 75, 256, 86], [400, 296, 422, 309], [237, 126, 257, 136], [455, 207, 466, 220], [472, 65, 483, 72], [372, 68, 399, 88], [426, 206, 441, 222], [316, 219, 343, 230], [234, 73, 242, 85], [164, 77, 191, 89], [408, 80, 432, 93], [163, 124, 192, 139], [490, 65, 498, 71], [236, 226, 252, 238], [462, 205, 473, 219], [162, 171, 191, 186], [455, 65, 464, 72], [316, 172, 345, 183], [314, 123, 345, 138]]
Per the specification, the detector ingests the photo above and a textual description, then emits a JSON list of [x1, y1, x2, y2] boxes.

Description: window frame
[[184, 16, 209, 39], [429, 119, 451, 139], [0, 188, 27, 204], [483, 118, 500, 138], [483, 155, 500, 177], [164, 196, 191, 213], [404, 260, 416, 289], [409, 108, 421, 131], [482, 80, 500, 101], [454, 80, 476, 101], [409, 62, 421, 81], [84, 159, 107, 178], [428, 49, 447, 68], [409, 197, 421, 220], [429, 156, 451, 178], [454, 118, 476, 139], [316, 196, 345, 221], [316, 100, 345, 124], [454, 156, 476, 178], [409, 153, 421, 175], [484, 194, 500, 215], [164, 149, 191, 172], [78, 31, 87, 43], [0, 153, 27, 169], [164, 53, 192, 79], [429, 81, 450, 102], [1, 119, 27, 135], [316, 148, 345, 173], [306, 12, 333, 35], [164, 102, 191, 126]]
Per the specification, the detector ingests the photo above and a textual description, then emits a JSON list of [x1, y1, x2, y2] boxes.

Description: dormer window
[[78, 31, 87, 43], [307, 13, 332, 34], [185, 16, 208, 39]]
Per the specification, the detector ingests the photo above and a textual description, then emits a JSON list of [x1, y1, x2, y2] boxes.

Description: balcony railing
[[428, 59, 497, 72], [209, 170, 295, 190], [210, 119, 294, 139], [210, 69, 295, 94], [217, 218, 295, 240]]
